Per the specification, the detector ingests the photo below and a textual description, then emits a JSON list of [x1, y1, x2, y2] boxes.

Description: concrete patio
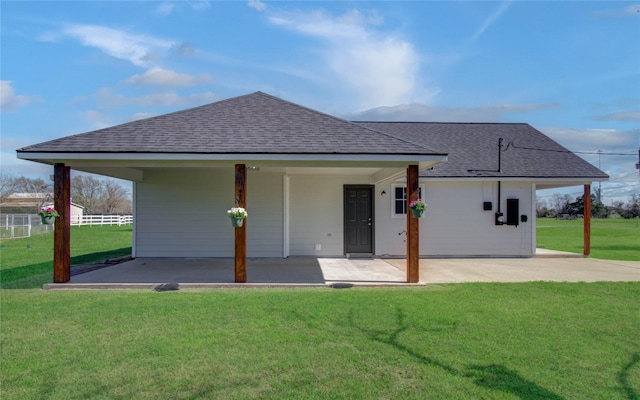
[[43, 250, 640, 290]]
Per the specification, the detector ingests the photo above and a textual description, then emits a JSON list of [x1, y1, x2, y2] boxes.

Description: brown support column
[[584, 184, 591, 257], [235, 164, 247, 282], [53, 163, 71, 283], [406, 165, 420, 283]]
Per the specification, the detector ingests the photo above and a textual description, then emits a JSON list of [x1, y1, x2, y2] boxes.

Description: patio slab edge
[[43, 282, 426, 290]]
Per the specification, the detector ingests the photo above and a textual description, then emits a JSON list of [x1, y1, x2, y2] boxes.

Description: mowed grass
[[2, 283, 639, 399], [537, 217, 640, 261], [0, 225, 132, 289], [1, 222, 639, 398]]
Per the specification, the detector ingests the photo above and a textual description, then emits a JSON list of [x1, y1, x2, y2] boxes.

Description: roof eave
[[17, 151, 448, 169], [419, 176, 609, 184]]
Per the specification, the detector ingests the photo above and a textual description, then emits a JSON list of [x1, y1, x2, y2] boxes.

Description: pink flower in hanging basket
[[38, 206, 60, 218], [409, 200, 427, 212]]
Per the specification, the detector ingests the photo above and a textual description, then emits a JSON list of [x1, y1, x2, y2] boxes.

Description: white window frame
[[391, 183, 425, 218]]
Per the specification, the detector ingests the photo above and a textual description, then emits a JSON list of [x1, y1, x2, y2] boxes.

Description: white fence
[[72, 214, 133, 226], [1, 214, 51, 239], [0, 214, 133, 239]]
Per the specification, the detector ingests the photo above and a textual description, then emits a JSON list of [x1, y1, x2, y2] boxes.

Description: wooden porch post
[[406, 165, 420, 283], [53, 163, 71, 283], [584, 184, 591, 257], [235, 164, 247, 282]]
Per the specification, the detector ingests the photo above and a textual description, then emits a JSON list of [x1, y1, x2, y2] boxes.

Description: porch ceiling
[[23, 153, 447, 182]]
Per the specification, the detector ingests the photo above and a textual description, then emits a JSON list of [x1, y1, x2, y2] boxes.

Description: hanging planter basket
[[39, 206, 59, 225], [409, 200, 427, 218], [41, 216, 56, 225], [227, 207, 248, 228], [231, 217, 244, 228]]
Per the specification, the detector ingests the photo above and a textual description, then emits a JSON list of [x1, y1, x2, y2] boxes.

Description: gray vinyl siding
[[374, 180, 535, 257], [135, 168, 283, 258], [246, 172, 283, 257], [289, 175, 370, 256]]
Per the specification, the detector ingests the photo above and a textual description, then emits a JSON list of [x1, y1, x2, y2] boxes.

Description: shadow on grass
[[1, 272, 52, 290], [466, 364, 563, 399], [351, 307, 564, 399], [350, 307, 459, 375], [619, 352, 640, 400], [0, 247, 131, 286]]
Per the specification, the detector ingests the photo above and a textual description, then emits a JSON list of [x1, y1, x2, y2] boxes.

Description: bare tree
[[622, 194, 640, 219], [2, 174, 131, 214], [0, 175, 52, 209], [550, 193, 572, 215], [102, 179, 131, 214], [536, 196, 552, 218], [71, 175, 131, 214], [0, 175, 16, 200], [3, 176, 49, 195], [71, 175, 104, 214]]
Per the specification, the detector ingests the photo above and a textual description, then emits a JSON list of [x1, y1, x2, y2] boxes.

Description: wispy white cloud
[[540, 127, 639, 201], [155, 1, 210, 15], [0, 151, 54, 177], [254, 6, 426, 110], [594, 109, 640, 122], [83, 110, 113, 130], [83, 110, 155, 130], [591, 3, 640, 18], [192, 1, 210, 11], [124, 67, 213, 87], [624, 4, 640, 15], [61, 24, 174, 66], [347, 102, 560, 122], [542, 127, 637, 152], [171, 42, 197, 57], [156, 2, 176, 16], [248, 0, 266, 12], [1, 81, 33, 112], [95, 87, 216, 109], [125, 112, 156, 122], [469, 1, 511, 43]]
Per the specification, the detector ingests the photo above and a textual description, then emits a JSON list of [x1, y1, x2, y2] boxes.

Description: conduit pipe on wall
[[495, 181, 504, 225]]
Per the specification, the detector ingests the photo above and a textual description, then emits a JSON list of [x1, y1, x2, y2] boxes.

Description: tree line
[[1, 175, 132, 214], [537, 193, 639, 219]]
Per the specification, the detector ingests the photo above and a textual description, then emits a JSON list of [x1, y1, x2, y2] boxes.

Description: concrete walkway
[[390, 256, 640, 284], [44, 251, 640, 289]]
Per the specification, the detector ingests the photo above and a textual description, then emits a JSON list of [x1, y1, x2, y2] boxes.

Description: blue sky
[[2, 1, 639, 203]]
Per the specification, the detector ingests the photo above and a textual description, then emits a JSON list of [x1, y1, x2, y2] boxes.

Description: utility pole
[[636, 147, 639, 177]]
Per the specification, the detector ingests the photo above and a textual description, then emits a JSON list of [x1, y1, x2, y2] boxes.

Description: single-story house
[[1, 192, 52, 214], [355, 121, 608, 257], [17, 91, 607, 283], [0, 193, 84, 224]]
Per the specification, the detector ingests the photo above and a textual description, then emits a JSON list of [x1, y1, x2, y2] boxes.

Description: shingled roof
[[18, 92, 441, 156], [17, 91, 607, 185], [356, 122, 608, 180]]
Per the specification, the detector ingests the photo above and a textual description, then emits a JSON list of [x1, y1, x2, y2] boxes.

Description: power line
[[506, 142, 635, 156]]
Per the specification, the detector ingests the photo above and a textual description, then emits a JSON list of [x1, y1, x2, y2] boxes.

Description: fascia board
[[17, 152, 448, 168], [417, 176, 609, 183]]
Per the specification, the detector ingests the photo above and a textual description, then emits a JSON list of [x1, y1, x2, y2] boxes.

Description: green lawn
[[0, 225, 132, 289], [1, 222, 639, 398], [537, 217, 640, 261], [1, 283, 639, 399]]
